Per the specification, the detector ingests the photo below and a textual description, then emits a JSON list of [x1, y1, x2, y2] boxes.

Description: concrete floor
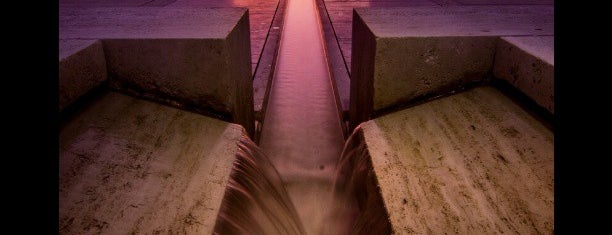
[[59, 91, 245, 234], [359, 86, 553, 234]]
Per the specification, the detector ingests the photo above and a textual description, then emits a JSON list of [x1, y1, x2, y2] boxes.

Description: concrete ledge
[[59, 39, 107, 111], [60, 7, 254, 136], [358, 86, 553, 234], [59, 91, 243, 234], [494, 36, 554, 113], [317, 0, 351, 137], [349, 6, 553, 128]]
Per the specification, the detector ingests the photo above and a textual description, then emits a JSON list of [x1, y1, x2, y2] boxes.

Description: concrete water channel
[[58, 0, 554, 234], [257, 0, 347, 233]]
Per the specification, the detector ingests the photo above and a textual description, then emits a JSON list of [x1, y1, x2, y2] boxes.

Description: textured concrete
[[320, 0, 554, 70], [59, 91, 244, 234], [60, 7, 254, 135], [359, 86, 553, 234], [61, 0, 283, 119], [59, 39, 107, 111], [349, 6, 553, 128], [494, 36, 554, 113], [317, 0, 439, 122], [60, 0, 281, 68]]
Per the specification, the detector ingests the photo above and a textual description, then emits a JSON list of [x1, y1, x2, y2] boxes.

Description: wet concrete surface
[[257, 0, 347, 233]]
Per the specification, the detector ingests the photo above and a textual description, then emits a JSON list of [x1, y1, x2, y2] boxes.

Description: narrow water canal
[[257, 0, 348, 233]]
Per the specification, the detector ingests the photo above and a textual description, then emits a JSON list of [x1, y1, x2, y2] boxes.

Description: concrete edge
[[348, 9, 377, 131], [357, 121, 403, 234], [60, 7, 260, 137], [253, 0, 287, 143], [226, 8, 255, 137], [59, 39, 108, 112], [316, 0, 351, 138], [209, 123, 250, 232], [493, 36, 554, 114]]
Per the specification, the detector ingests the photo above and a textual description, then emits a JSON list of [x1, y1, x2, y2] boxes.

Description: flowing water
[[330, 126, 392, 234], [215, 0, 390, 233], [256, 0, 348, 233], [213, 133, 305, 235]]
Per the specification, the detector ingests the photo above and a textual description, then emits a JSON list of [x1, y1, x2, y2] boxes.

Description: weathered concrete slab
[[60, 7, 254, 135], [59, 91, 244, 234], [358, 86, 553, 234], [59, 39, 107, 111], [494, 36, 554, 113], [349, 6, 553, 128]]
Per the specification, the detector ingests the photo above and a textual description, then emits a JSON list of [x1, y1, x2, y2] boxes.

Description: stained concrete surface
[[359, 86, 553, 234], [60, 7, 254, 135], [59, 91, 245, 234], [349, 6, 553, 128], [494, 36, 554, 113]]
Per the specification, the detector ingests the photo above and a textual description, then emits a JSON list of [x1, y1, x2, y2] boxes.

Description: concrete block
[[494, 36, 554, 113], [60, 7, 254, 136], [357, 86, 553, 234], [349, 6, 553, 128], [59, 39, 107, 111], [59, 91, 244, 234]]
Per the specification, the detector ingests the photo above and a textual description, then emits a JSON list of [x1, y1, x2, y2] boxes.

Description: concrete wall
[[59, 40, 107, 111], [349, 6, 553, 128], [59, 7, 255, 135], [494, 36, 554, 113]]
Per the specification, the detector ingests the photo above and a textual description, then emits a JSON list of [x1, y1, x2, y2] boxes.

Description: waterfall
[[213, 133, 306, 235], [331, 125, 393, 234]]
